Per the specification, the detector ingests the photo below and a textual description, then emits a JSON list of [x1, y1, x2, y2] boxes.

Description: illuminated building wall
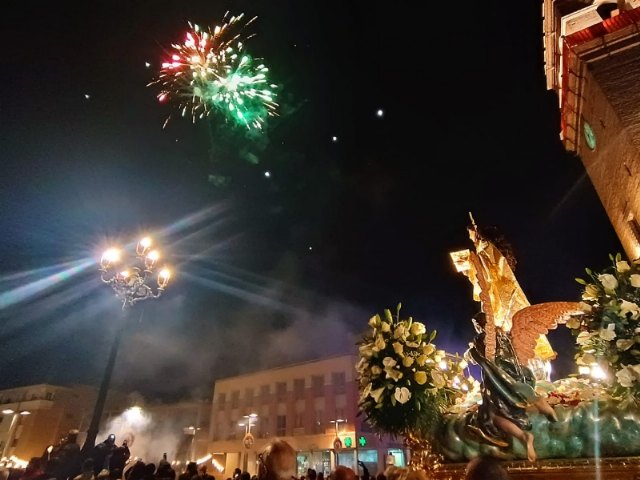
[[208, 354, 404, 478], [543, 0, 640, 259]]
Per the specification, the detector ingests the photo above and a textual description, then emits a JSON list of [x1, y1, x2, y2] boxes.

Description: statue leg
[[532, 396, 558, 422], [492, 414, 536, 462]]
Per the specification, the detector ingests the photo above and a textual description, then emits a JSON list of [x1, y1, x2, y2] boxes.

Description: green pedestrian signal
[[344, 437, 353, 448], [358, 436, 367, 447]]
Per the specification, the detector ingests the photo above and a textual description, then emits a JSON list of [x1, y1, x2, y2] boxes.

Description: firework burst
[[149, 12, 278, 131]]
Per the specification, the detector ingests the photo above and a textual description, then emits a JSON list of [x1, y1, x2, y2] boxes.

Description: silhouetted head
[[332, 466, 356, 480], [465, 456, 510, 480], [258, 439, 297, 480]]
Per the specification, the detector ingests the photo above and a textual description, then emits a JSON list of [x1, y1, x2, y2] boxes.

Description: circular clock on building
[[583, 120, 597, 150]]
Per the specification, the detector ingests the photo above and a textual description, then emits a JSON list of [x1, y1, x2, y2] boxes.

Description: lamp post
[[238, 413, 258, 473], [329, 418, 346, 468], [81, 236, 171, 455], [1, 405, 31, 459]]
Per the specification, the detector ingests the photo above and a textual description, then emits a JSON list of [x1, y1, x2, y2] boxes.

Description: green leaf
[[429, 330, 437, 341], [576, 278, 587, 285], [385, 309, 393, 322], [586, 268, 593, 275], [609, 253, 615, 262]]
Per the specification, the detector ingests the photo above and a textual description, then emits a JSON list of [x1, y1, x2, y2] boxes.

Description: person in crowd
[[154, 458, 175, 480], [177, 463, 197, 480], [92, 436, 116, 476], [257, 440, 296, 480], [72, 459, 95, 480], [20, 458, 43, 480], [239, 472, 249, 480], [307, 470, 316, 480], [142, 463, 156, 480], [194, 466, 214, 480], [33, 458, 62, 480], [232, 470, 241, 480], [316, 473, 324, 480], [109, 440, 130, 480], [375, 473, 385, 480], [331, 466, 355, 480], [464, 456, 510, 480], [125, 461, 146, 480]]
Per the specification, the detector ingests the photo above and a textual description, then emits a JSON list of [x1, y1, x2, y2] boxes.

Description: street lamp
[[2, 406, 31, 459], [81, 236, 171, 455], [238, 414, 258, 473]]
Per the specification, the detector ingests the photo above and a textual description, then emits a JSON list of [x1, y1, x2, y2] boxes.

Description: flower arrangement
[[571, 253, 640, 397], [356, 304, 473, 438]]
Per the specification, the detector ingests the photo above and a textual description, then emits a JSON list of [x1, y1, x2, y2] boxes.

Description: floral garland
[[356, 304, 472, 439], [571, 254, 640, 397]]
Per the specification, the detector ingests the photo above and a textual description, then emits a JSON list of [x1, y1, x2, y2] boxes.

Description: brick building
[[208, 354, 405, 478], [543, 0, 640, 258]]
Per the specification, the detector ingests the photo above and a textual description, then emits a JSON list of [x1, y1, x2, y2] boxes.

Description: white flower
[[582, 284, 600, 301], [383, 357, 397, 368], [599, 323, 617, 341], [402, 356, 414, 367], [373, 335, 386, 352], [576, 331, 593, 345], [368, 315, 379, 328], [422, 344, 435, 355], [371, 365, 382, 375], [566, 317, 582, 329], [385, 368, 403, 382], [631, 274, 640, 288], [392, 342, 404, 356], [394, 387, 411, 404], [370, 387, 385, 404], [577, 353, 596, 365], [410, 322, 426, 336], [578, 302, 593, 313], [616, 366, 636, 388], [380, 321, 391, 332], [459, 360, 468, 369], [617, 261, 631, 273], [620, 299, 640, 320], [394, 324, 406, 339], [358, 343, 374, 358], [361, 382, 372, 400], [598, 274, 618, 292], [432, 371, 446, 389], [616, 338, 634, 351]]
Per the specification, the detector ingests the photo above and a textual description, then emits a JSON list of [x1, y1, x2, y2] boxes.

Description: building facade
[[543, 0, 640, 259], [0, 384, 98, 462], [208, 354, 405, 478]]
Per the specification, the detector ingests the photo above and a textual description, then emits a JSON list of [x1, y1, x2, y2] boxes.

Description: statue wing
[[510, 302, 584, 365]]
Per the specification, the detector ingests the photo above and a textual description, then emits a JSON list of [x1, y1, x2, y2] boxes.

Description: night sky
[[0, 1, 624, 400]]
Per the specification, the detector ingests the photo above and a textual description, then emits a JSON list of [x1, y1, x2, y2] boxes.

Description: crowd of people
[[0, 434, 510, 480]]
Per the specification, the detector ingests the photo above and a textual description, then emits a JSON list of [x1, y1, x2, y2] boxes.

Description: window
[[294, 413, 304, 429], [293, 378, 305, 399], [231, 391, 240, 409], [245, 388, 254, 407], [276, 415, 287, 436], [218, 393, 226, 406], [332, 372, 346, 394], [314, 410, 324, 434], [259, 417, 270, 438], [312, 375, 324, 396], [260, 385, 270, 398], [276, 382, 287, 400]]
